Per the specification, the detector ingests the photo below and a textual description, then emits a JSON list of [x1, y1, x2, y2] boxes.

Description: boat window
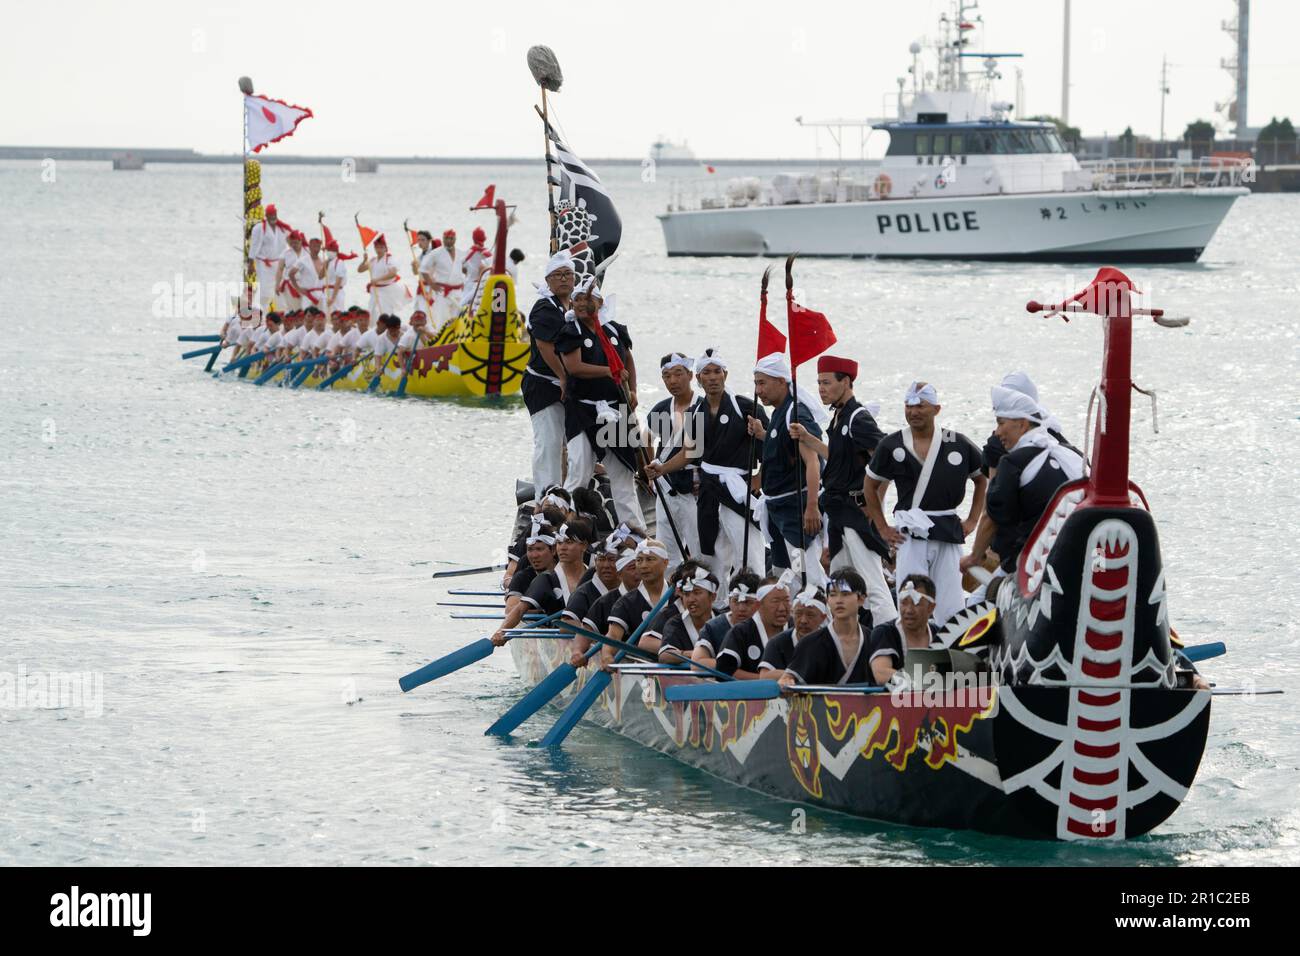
[[915, 133, 930, 155], [966, 132, 990, 154], [1030, 131, 1051, 153], [1047, 131, 1066, 152], [949, 133, 964, 154], [932, 133, 947, 155], [884, 131, 914, 156]]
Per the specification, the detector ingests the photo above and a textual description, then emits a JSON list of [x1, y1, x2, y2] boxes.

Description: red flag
[[356, 220, 378, 250], [757, 289, 786, 359], [593, 323, 625, 381], [408, 228, 421, 247], [473, 185, 496, 210], [706, 165, 716, 174], [787, 294, 836, 368]]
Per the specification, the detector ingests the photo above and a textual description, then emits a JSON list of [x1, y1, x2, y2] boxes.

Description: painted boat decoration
[[493, 269, 1220, 841]]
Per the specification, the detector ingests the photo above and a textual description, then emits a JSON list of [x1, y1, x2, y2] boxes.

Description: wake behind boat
[[659, 1, 1248, 262]]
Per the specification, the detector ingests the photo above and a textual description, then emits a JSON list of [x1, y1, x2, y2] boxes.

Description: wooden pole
[[542, 88, 557, 254]]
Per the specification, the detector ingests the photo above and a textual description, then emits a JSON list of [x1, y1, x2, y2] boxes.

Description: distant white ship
[[649, 138, 698, 166], [659, 2, 1248, 262]]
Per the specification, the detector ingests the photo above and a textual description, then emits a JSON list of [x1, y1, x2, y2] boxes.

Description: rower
[[975, 385, 1085, 583], [657, 564, 721, 664], [867, 574, 944, 684], [414, 230, 438, 318], [259, 313, 285, 365], [359, 235, 412, 319], [492, 519, 593, 647], [247, 204, 289, 312], [645, 352, 701, 569], [399, 311, 434, 361], [690, 570, 761, 670], [716, 573, 792, 679], [429, 228, 464, 324], [647, 349, 768, 589], [501, 490, 574, 589], [601, 538, 670, 663], [569, 537, 643, 667], [962, 372, 1082, 585], [788, 354, 897, 625], [281, 310, 305, 359], [523, 252, 574, 501], [354, 311, 378, 359], [562, 527, 624, 631], [556, 277, 645, 528], [504, 515, 560, 610], [761, 584, 828, 680], [864, 382, 987, 625], [274, 231, 306, 312], [749, 353, 829, 587], [780, 571, 874, 689], [374, 315, 402, 367]]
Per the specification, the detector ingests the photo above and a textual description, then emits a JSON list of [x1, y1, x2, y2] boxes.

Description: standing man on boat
[[975, 385, 1085, 583], [864, 382, 986, 625], [324, 238, 350, 315], [273, 230, 307, 312], [645, 353, 701, 570], [555, 277, 645, 529], [646, 349, 767, 588], [749, 353, 829, 588], [788, 355, 897, 625], [359, 235, 412, 319], [524, 252, 574, 501], [302, 236, 327, 310], [247, 204, 289, 312], [429, 228, 464, 325], [413, 231, 438, 318]]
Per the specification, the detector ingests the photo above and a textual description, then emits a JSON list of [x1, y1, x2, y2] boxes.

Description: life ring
[[874, 173, 892, 198]]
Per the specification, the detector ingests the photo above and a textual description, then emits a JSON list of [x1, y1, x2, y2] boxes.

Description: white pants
[[432, 290, 460, 326], [894, 536, 964, 625], [772, 531, 827, 590], [655, 486, 700, 569], [830, 528, 898, 625], [704, 506, 766, 598], [530, 404, 566, 498], [255, 262, 279, 310], [565, 436, 645, 528]]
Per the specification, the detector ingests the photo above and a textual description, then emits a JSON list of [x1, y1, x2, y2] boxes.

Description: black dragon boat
[[501, 268, 1214, 841]]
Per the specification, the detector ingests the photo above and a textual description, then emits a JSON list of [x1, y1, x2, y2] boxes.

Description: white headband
[[635, 540, 670, 561], [729, 583, 758, 603], [615, 551, 639, 572], [991, 385, 1044, 422], [544, 249, 575, 277], [753, 352, 791, 382], [661, 353, 694, 373], [792, 586, 828, 616], [540, 492, 570, 510], [755, 570, 795, 602], [527, 514, 557, 546], [898, 582, 935, 606], [695, 351, 727, 373], [826, 576, 864, 595], [905, 382, 938, 406], [678, 567, 719, 593], [574, 274, 604, 300]]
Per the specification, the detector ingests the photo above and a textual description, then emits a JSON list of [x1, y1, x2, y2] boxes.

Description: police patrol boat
[[658, 2, 1248, 263]]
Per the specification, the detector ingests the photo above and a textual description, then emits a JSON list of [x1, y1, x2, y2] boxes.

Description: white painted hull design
[[658, 187, 1247, 262]]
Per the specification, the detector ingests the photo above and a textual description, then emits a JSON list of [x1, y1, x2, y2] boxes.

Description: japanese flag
[[245, 94, 313, 153]]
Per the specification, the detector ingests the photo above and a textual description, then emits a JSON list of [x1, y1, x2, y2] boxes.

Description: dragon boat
[[187, 199, 530, 399], [503, 269, 1219, 841]]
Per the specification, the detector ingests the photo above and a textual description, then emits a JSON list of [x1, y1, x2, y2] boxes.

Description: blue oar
[[398, 610, 564, 693], [537, 586, 678, 747], [367, 345, 398, 393], [1181, 641, 1225, 663], [254, 359, 291, 385], [177, 333, 222, 342], [438, 601, 505, 609], [535, 618, 733, 682], [290, 357, 328, 388], [274, 354, 326, 387], [664, 680, 886, 703], [181, 344, 223, 360], [204, 343, 226, 372], [448, 588, 508, 597], [316, 352, 372, 390], [221, 350, 267, 375]]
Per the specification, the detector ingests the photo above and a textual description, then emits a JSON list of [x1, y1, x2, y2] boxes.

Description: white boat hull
[[658, 187, 1246, 262]]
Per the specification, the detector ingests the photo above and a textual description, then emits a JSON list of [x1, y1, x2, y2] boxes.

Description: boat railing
[[1080, 156, 1252, 190]]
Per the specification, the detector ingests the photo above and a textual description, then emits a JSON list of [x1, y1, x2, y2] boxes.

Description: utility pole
[[1061, 0, 1071, 124]]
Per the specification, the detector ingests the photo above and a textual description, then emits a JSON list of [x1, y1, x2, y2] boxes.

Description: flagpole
[[742, 266, 772, 576], [541, 88, 557, 254], [238, 76, 254, 316], [526, 46, 564, 255], [785, 254, 807, 590]]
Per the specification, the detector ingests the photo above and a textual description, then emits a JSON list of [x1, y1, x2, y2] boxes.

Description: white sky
[[2, 0, 1295, 157]]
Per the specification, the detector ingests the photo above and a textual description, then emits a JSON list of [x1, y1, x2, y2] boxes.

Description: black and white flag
[[546, 126, 622, 280]]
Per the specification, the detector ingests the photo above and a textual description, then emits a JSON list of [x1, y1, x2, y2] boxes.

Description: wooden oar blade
[[664, 680, 781, 703], [398, 638, 495, 693], [538, 671, 611, 747], [484, 663, 578, 737]]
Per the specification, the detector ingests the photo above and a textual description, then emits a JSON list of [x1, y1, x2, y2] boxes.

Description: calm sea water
[[1, 158, 1296, 865]]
